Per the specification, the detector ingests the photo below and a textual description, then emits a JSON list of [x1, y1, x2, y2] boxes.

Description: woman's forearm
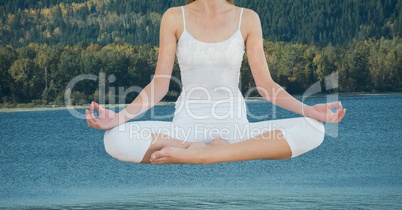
[[118, 79, 168, 124], [258, 82, 312, 117]]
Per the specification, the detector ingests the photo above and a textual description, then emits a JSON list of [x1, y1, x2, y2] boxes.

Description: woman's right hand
[[86, 102, 120, 130]]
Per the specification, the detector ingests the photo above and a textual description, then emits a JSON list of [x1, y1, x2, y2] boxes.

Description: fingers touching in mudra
[[307, 101, 346, 123], [86, 102, 119, 130]]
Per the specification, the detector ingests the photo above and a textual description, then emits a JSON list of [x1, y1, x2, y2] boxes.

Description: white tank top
[[173, 6, 248, 124]]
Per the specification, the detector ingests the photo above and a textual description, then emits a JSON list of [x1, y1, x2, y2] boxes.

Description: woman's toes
[[151, 157, 168, 165], [149, 152, 158, 163], [150, 147, 171, 162]]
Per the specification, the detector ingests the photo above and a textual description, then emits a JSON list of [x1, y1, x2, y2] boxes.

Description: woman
[[86, 0, 346, 165]]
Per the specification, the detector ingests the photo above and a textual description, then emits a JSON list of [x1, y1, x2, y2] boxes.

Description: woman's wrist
[[302, 104, 314, 118], [117, 108, 137, 125], [116, 110, 128, 125]]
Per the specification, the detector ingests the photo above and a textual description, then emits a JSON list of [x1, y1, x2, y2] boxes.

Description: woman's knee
[[309, 118, 325, 147], [303, 117, 325, 147], [288, 117, 325, 158], [103, 127, 126, 160], [103, 125, 152, 163]]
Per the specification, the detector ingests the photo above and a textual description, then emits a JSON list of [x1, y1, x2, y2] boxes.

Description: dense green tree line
[[1, 38, 401, 107], [1, 0, 401, 47], [0, 0, 401, 107]]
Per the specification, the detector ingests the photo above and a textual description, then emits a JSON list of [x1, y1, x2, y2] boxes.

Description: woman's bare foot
[[149, 138, 229, 165], [149, 143, 208, 164], [141, 133, 191, 163]]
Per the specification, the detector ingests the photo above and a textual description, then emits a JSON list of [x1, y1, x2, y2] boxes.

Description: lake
[[0, 94, 401, 209]]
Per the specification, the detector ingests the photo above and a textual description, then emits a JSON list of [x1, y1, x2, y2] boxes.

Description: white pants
[[104, 117, 325, 163]]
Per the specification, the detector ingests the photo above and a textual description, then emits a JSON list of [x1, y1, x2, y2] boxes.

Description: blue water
[[0, 94, 401, 209]]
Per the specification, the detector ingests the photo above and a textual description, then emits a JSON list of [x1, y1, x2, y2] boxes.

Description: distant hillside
[[1, 0, 401, 47], [0, 1, 401, 107]]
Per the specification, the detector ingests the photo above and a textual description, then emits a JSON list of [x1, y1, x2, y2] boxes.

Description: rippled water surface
[[0, 94, 401, 209]]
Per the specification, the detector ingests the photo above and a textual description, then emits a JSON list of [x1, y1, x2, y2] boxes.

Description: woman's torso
[[173, 6, 248, 126]]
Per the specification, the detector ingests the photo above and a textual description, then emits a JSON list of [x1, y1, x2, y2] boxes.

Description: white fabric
[[103, 6, 325, 163]]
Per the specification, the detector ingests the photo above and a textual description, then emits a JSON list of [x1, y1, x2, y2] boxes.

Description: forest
[[0, 0, 401, 107]]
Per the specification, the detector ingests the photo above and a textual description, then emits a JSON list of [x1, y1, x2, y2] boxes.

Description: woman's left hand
[[306, 101, 346, 123]]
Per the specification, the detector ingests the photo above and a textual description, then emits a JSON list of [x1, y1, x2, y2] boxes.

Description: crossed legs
[[104, 117, 324, 164], [149, 129, 291, 164]]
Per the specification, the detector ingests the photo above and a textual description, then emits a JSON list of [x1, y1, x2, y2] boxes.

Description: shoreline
[[0, 92, 401, 113]]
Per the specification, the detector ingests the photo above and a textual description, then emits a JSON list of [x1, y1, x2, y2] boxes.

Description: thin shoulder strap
[[238, 8, 244, 30], [181, 6, 186, 30]]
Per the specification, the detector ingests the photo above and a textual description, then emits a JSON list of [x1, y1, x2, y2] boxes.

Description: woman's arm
[[86, 8, 180, 130], [244, 10, 345, 123], [117, 8, 179, 124]]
